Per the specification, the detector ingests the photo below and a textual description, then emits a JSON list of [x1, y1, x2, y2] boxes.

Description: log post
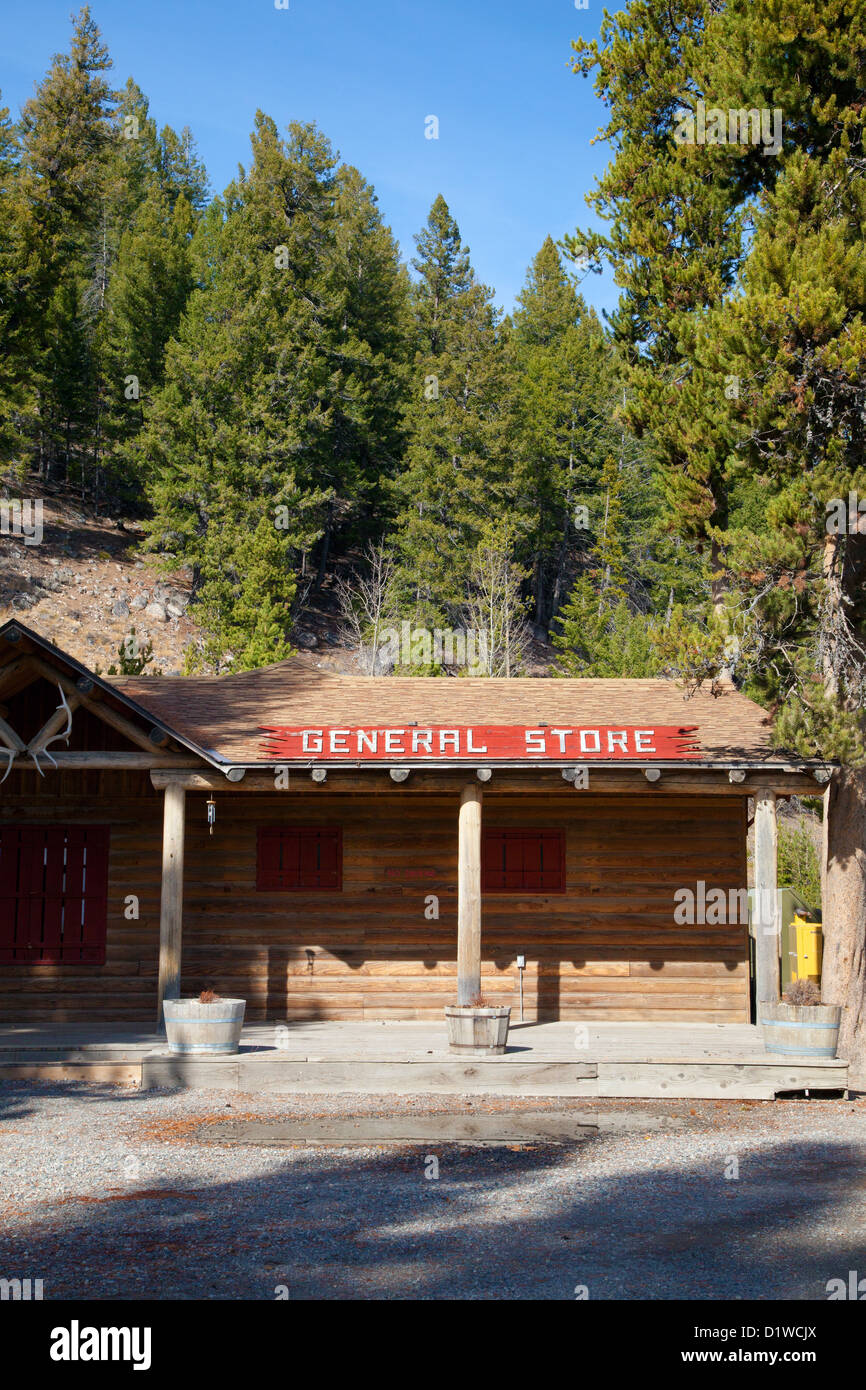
[[457, 784, 483, 1005], [157, 782, 186, 1026], [754, 788, 780, 1005]]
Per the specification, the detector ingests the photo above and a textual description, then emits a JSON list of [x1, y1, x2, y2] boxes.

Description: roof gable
[[0, 620, 210, 770]]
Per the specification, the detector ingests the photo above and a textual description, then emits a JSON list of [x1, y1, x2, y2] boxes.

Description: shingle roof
[[112, 651, 787, 768]]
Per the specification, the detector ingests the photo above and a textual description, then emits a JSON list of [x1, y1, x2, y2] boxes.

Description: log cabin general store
[[0, 619, 832, 1043]]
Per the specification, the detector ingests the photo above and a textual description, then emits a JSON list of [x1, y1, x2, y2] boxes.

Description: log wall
[[0, 780, 750, 1023]]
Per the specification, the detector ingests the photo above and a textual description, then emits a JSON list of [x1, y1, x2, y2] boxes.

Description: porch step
[[137, 1052, 848, 1099], [0, 1021, 850, 1099], [0, 1060, 142, 1084], [141, 1055, 600, 1095]]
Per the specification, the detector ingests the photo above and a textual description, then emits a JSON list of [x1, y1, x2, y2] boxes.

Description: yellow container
[[792, 914, 822, 984]]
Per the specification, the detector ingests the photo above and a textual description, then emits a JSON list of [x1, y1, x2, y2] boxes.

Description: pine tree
[[156, 124, 210, 213], [12, 7, 116, 482], [96, 187, 195, 503], [572, 0, 866, 1062], [0, 17, 207, 504], [512, 235, 582, 349], [509, 237, 624, 626], [553, 455, 661, 677], [308, 161, 411, 579], [87, 85, 206, 508], [395, 195, 514, 622], [139, 116, 409, 667], [0, 92, 28, 465]]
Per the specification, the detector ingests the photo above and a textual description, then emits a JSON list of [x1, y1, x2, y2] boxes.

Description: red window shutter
[[77, 828, 110, 963], [505, 834, 528, 890], [39, 827, 68, 959], [283, 831, 301, 888], [313, 829, 341, 889], [0, 829, 27, 960], [257, 828, 287, 891], [482, 830, 565, 894], [257, 828, 342, 891], [0, 826, 109, 964], [482, 831, 504, 891], [538, 831, 564, 892], [298, 832, 319, 886], [14, 829, 41, 961]]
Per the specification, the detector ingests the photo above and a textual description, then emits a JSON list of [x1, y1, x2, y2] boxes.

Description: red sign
[[258, 725, 701, 762]]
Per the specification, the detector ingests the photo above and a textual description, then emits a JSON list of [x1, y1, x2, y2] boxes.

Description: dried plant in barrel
[[782, 978, 822, 1007]]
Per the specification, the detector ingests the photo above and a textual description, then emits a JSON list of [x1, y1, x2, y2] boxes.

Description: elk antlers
[[28, 684, 74, 776]]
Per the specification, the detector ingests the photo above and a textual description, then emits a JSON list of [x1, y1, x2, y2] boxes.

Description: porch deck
[[0, 1020, 849, 1099]]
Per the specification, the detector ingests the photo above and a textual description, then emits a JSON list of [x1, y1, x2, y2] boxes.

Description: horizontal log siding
[[0, 788, 749, 1022]]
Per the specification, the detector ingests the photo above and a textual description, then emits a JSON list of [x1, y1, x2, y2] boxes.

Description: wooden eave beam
[[0, 715, 25, 753], [30, 657, 178, 756], [9, 752, 201, 770], [0, 656, 37, 700], [150, 768, 823, 795]]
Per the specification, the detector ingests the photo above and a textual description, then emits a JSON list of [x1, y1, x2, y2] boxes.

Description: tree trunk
[[710, 537, 727, 613], [821, 768, 866, 1073], [315, 510, 333, 589]]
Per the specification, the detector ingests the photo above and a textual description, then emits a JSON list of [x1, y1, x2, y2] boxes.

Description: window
[[482, 829, 565, 893], [257, 827, 342, 891], [0, 825, 110, 964]]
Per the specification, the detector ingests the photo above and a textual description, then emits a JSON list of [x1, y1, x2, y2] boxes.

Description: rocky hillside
[[0, 487, 560, 678], [0, 491, 197, 674], [0, 487, 363, 675]]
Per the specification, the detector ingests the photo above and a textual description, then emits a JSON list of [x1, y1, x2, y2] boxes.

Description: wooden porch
[[0, 1019, 848, 1098]]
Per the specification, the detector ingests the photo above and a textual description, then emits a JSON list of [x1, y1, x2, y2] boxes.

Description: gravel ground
[[1, 1081, 865, 1300]]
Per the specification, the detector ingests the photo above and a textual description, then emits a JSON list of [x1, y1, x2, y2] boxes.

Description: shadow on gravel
[[0, 1079, 156, 1122], [0, 1096, 864, 1300]]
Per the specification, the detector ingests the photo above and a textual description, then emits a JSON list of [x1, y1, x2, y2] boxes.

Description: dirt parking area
[[1, 1082, 865, 1300]]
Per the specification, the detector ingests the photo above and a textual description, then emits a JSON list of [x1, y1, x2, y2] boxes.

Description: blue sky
[[0, 0, 620, 317]]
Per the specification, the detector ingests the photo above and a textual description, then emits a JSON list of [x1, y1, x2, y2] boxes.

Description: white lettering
[[705, 887, 726, 924], [49, 1322, 152, 1371], [673, 887, 694, 925]]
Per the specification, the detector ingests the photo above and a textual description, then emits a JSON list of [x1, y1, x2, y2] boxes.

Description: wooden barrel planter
[[163, 998, 246, 1055], [445, 1005, 511, 1056], [759, 1002, 842, 1057]]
